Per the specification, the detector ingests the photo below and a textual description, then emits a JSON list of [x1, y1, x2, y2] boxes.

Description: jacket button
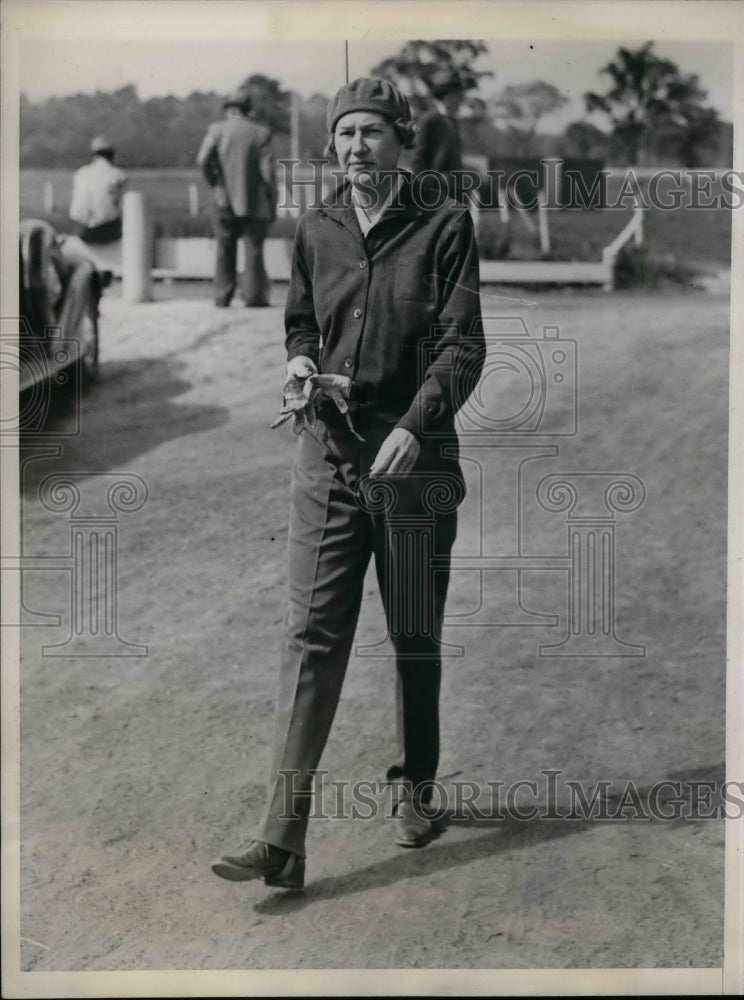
[[343, 357, 353, 368], [353, 308, 362, 319], [359, 260, 367, 269]]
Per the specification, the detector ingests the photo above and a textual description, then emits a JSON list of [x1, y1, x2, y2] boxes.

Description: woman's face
[[334, 111, 402, 183]]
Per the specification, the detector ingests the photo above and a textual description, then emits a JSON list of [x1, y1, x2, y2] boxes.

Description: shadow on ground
[[253, 761, 726, 915], [19, 356, 230, 494]]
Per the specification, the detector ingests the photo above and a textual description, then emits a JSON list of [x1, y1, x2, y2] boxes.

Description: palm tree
[[585, 42, 719, 166]]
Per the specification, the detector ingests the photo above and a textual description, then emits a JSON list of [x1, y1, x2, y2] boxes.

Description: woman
[[212, 77, 485, 890]]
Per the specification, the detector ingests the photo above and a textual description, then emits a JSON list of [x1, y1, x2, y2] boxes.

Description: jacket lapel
[[318, 179, 361, 242], [317, 171, 425, 254]]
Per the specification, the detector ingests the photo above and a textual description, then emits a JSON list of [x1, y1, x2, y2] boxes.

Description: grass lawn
[[479, 171, 732, 270], [20, 168, 298, 240], [21, 166, 733, 273]]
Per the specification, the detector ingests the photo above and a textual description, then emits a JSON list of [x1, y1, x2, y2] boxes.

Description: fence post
[[633, 205, 645, 247], [498, 179, 510, 225], [188, 183, 199, 217], [121, 190, 152, 303], [290, 91, 300, 163], [538, 188, 551, 255]]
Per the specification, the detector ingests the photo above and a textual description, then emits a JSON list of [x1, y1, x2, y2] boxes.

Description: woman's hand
[[286, 356, 318, 380], [370, 428, 420, 476]]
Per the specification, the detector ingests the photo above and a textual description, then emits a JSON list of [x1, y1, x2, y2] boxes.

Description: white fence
[[88, 190, 646, 301]]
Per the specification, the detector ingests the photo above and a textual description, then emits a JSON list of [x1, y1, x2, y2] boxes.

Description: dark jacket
[[411, 111, 463, 192], [196, 115, 276, 220], [284, 171, 485, 442]]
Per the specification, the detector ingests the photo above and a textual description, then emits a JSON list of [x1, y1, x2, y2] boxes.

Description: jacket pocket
[[395, 254, 436, 302]]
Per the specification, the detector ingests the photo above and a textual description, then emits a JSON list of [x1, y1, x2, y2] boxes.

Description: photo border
[[2, 1, 742, 995]]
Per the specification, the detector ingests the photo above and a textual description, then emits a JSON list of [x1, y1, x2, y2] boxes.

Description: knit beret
[[326, 77, 412, 134]]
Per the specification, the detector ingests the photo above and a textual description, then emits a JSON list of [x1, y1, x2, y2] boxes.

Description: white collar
[[351, 173, 401, 236]]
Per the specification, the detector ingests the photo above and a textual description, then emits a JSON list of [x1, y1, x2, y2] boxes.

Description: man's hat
[[427, 68, 467, 100], [223, 88, 251, 111], [326, 77, 412, 134], [90, 135, 114, 154]]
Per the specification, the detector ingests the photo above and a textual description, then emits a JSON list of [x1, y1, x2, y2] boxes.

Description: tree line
[[20, 41, 731, 169]]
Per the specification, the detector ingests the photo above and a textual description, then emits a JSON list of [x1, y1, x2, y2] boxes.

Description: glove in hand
[[270, 373, 364, 440]]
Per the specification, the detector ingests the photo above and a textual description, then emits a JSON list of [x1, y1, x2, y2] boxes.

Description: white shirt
[[351, 173, 402, 237], [69, 157, 127, 228]]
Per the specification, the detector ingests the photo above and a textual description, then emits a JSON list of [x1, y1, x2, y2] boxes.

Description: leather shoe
[[211, 841, 305, 889], [394, 794, 441, 849]]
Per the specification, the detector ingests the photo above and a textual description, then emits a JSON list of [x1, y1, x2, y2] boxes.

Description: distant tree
[[20, 85, 225, 167], [465, 95, 488, 119], [371, 40, 492, 114], [457, 97, 504, 162], [584, 41, 721, 166], [177, 90, 226, 163], [563, 120, 609, 159], [21, 85, 144, 166], [298, 92, 331, 159], [654, 103, 722, 168], [487, 81, 568, 156], [239, 73, 291, 134]]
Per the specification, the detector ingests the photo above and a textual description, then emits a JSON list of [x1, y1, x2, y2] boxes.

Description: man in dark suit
[[411, 70, 466, 200], [197, 88, 276, 307]]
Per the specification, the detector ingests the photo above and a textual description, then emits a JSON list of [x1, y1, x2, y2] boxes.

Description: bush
[[476, 210, 511, 260], [614, 246, 700, 289], [151, 214, 298, 240]]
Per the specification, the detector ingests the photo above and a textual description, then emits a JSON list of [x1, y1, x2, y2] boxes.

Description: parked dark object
[[17, 218, 109, 407]]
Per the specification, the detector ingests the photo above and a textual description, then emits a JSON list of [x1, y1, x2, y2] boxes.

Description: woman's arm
[[284, 221, 321, 367], [395, 208, 486, 439]]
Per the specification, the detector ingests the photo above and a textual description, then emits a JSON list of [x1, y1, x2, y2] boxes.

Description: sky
[[19, 38, 734, 134]]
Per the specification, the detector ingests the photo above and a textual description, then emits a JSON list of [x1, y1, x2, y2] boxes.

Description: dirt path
[[16, 285, 727, 972]]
